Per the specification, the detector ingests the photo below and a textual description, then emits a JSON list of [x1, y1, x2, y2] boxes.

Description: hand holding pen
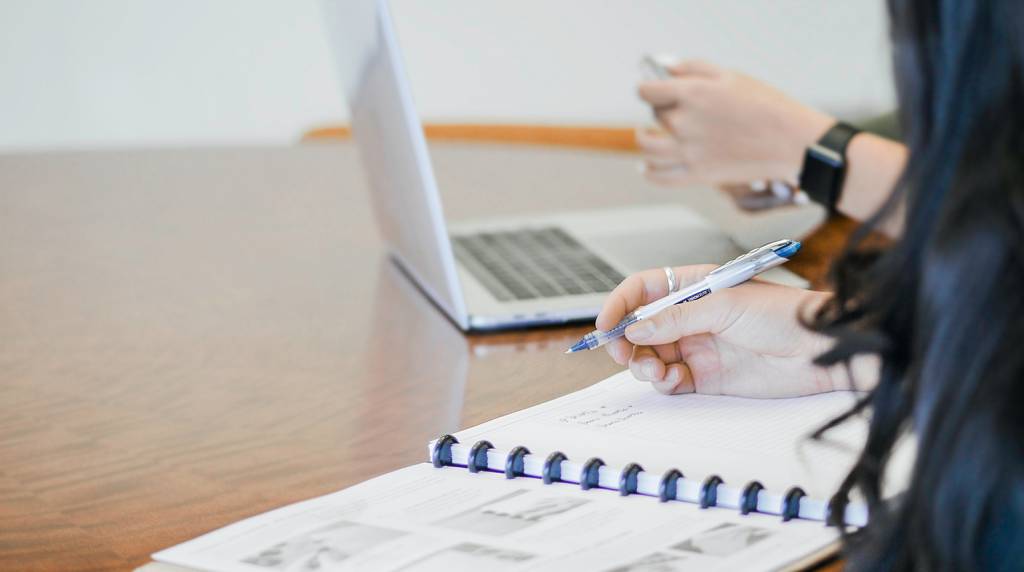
[[568, 240, 800, 353], [570, 240, 850, 398]]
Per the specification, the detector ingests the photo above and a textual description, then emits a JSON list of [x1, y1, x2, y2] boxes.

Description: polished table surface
[[0, 142, 853, 571]]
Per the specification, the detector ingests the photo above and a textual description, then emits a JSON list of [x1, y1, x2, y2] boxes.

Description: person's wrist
[[779, 109, 835, 182], [826, 353, 881, 392], [797, 291, 845, 393], [808, 290, 880, 393]]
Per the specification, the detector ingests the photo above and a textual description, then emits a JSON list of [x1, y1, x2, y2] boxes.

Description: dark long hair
[[811, 0, 1024, 569]]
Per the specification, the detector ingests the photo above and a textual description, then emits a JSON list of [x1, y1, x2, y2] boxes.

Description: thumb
[[636, 80, 682, 108], [668, 59, 722, 78], [624, 292, 739, 345]]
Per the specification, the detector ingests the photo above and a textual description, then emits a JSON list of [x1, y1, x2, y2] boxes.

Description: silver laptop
[[320, 0, 794, 331]]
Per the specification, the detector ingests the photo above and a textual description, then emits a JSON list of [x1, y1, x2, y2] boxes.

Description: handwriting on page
[[559, 405, 643, 428]]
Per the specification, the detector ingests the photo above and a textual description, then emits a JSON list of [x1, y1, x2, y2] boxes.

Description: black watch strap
[[798, 121, 861, 212]]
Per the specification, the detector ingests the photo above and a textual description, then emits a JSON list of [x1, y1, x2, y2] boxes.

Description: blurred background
[[0, 0, 893, 152]]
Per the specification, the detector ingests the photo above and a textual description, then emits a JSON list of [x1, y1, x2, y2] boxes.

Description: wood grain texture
[[303, 123, 640, 151], [0, 143, 854, 571]]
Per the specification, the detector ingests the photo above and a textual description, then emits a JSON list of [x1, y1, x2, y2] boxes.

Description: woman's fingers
[[667, 59, 722, 78], [653, 362, 697, 395], [630, 345, 697, 395], [596, 274, 651, 331], [596, 265, 718, 331], [636, 80, 682, 108], [635, 128, 707, 186], [629, 346, 665, 382], [637, 131, 698, 181], [635, 128, 680, 158], [596, 272, 664, 331], [625, 290, 740, 346], [629, 343, 682, 379], [638, 76, 711, 110]]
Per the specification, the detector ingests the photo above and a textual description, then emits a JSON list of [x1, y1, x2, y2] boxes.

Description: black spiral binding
[[580, 458, 605, 490], [700, 475, 724, 508], [618, 463, 644, 496], [432, 434, 459, 468], [434, 438, 832, 523], [504, 446, 531, 479], [467, 440, 494, 473], [658, 468, 684, 503], [782, 486, 806, 521], [740, 481, 764, 515], [542, 451, 568, 484]]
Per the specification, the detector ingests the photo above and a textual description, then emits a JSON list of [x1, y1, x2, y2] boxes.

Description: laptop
[[320, 0, 805, 331]]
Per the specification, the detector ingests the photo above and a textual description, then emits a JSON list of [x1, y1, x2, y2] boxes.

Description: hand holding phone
[[636, 55, 808, 211]]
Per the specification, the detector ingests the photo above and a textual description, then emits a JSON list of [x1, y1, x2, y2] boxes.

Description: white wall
[[0, 1, 894, 152]]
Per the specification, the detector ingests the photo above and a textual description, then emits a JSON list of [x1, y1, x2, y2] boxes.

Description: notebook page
[[453, 371, 873, 499], [154, 464, 838, 572]]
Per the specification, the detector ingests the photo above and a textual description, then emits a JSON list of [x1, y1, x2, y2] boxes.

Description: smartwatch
[[798, 121, 861, 212]]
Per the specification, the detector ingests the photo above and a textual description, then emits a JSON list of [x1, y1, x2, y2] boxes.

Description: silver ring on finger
[[663, 266, 679, 293]]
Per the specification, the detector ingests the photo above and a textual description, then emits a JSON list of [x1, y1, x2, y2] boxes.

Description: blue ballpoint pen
[[565, 239, 802, 354]]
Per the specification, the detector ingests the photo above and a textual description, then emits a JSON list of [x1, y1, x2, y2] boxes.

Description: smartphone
[[640, 54, 674, 80]]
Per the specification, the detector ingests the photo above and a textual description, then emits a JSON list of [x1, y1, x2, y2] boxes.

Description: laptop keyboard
[[451, 227, 625, 301]]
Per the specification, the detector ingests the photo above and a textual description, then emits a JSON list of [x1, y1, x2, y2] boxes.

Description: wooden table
[[0, 142, 852, 571]]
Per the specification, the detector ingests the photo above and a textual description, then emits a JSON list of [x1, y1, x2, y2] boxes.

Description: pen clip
[[708, 240, 789, 276]]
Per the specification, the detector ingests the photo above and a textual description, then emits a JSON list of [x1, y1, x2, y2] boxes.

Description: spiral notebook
[[142, 371, 913, 572]]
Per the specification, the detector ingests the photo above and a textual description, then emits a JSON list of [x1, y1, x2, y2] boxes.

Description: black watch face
[[808, 144, 844, 168], [799, 147, 843, 204]]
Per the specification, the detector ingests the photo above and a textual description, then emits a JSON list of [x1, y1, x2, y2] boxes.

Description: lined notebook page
[[455, 371, 875, 499]]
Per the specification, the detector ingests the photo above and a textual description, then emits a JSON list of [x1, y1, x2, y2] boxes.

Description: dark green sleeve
[[855, 111, 902, 141]]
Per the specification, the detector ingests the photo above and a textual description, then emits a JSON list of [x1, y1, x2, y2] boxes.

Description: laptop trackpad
[[587, 227, 743, 273]]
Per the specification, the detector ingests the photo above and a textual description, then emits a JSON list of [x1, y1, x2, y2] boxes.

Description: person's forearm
[[834, 133, 908, 237]]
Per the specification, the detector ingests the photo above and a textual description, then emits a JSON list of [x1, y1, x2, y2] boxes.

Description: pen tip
[[565, 338, 591, 354]]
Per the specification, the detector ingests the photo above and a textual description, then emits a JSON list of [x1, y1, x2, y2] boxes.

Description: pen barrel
[[599, 312, 641, 345], [637, 280, 712, 317], [705, 251, 788, 291]]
